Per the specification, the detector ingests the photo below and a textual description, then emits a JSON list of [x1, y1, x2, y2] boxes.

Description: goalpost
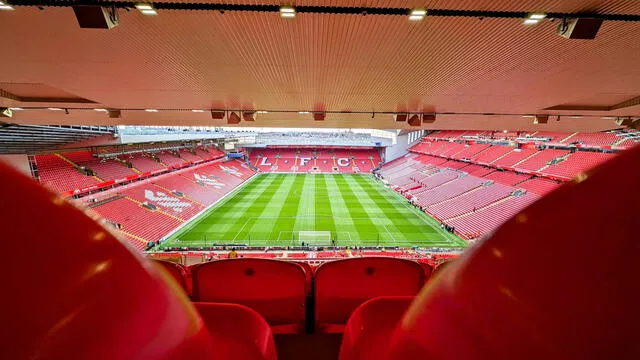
[[297, 231, 333, 246]]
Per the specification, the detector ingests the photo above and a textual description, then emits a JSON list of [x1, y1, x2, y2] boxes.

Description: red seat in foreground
[[315, 257, 425, 333], [386, 145, 640, 359], [0, 162, 216, 359], [339, 296, 414, 360], [194, 302, 277, 360], [191, 258, 307, 334]]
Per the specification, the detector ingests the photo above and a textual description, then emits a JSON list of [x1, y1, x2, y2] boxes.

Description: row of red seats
[[34, 153, 99, 193], [154, 257, 441, 335]]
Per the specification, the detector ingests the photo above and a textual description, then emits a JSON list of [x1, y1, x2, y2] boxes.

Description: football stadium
[[1, 1, 640, 359]]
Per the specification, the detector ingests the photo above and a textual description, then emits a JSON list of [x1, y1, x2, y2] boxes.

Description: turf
[[161, 173, 466, 248]]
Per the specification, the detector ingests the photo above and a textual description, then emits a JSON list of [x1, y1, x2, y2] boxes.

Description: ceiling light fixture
[[9, 107, 23, 111], [409, 9, 427, 21], [145, 109, 159, 112], [298, 111, 310, 114], [601, 116, 616, 120], [256, 110, 269, 114], [570, 116, 582, 118], [191, 109, 205, 113], [48, 107, 63, 111], [94, 108, 108, 112], [528, 13, 547, 20], [523, 12, 546, 25], [280, 6, 295, 18], [522, 115, 535, 118], [0, 1, 14, 10], [135, 3, 157, 16]]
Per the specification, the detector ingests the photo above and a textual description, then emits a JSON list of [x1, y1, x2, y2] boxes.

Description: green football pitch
[[160, 173, 466, 248]]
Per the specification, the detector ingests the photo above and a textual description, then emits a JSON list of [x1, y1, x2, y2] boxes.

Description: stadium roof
[[0, 0, 639, 130]]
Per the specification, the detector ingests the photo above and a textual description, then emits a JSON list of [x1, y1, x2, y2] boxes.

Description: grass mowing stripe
[[268, 174, 306, 243], [243, 174, 298, 242], [323, 175, 361, 242], [333, 174, 389, 244], [293, 174, 315, 233], [314, 175, 336, 236], [188, 174, 277, 243], [163, 174, 264, 244]]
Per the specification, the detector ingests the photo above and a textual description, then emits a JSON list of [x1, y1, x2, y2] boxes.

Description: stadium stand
[[516, 177, 562, 196], [34, 153, 99, 193], [126, 153, 167, 173], [4, 145, 639, 360], [249, 148, 381, 173]]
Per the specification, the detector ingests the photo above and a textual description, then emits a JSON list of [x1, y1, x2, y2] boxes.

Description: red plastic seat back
[[339, 296, 414, 360], [153, 259, 189, 294], [194, 302, 277, 360], [192, 258, 306, 332], [0, 162, 215, 360], [388, 146, 640, 360], [288, 260, 313, 294], [315, 257, 425, 332]]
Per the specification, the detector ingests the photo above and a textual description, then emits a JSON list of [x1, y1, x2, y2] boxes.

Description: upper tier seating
[[471, 145, 514, 164], [126, 153, 166, 173], [314, 257, 425, 333], [492, 148, 537, 167], [156, 151, 187, 166], [191, 259, 307, 334], [513, 149, 569, 172], [64, 151, 137, 180], [543, 151, 616, 179], [34, 154, 99, 193], [563, 132, 618, 146]]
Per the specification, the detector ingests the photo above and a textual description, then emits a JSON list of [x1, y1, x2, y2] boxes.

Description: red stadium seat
[[191, 258, 307, 334], [0, 161, 216, 359], [153, 259, 189, 295], [339, 296, 414, 360], [386, 145, 640, 359], [194, 302, 277, 360], [315, 257, 425, 333]]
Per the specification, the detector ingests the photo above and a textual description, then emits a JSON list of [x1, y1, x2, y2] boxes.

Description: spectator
[[228, 247, 238, 259]]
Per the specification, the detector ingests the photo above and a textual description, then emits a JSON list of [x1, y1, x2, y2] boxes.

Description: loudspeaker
[[72, 6, 120, 29], [422, 114, 436, 123], [534, 115, 549, 124], [211, 111, 225, 120], [408, 114, 421, 127], [614, 117, 633, 126], [108, 109, 121, 118], [395, 113, 408, 122], [0, 108, 12, 118], [557, 18, 603, 39], [227, 112, 240, 124], [313, 112, 325, 121]]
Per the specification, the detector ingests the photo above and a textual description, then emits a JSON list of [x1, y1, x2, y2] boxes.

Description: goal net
[[297, 231, 332, 246]]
